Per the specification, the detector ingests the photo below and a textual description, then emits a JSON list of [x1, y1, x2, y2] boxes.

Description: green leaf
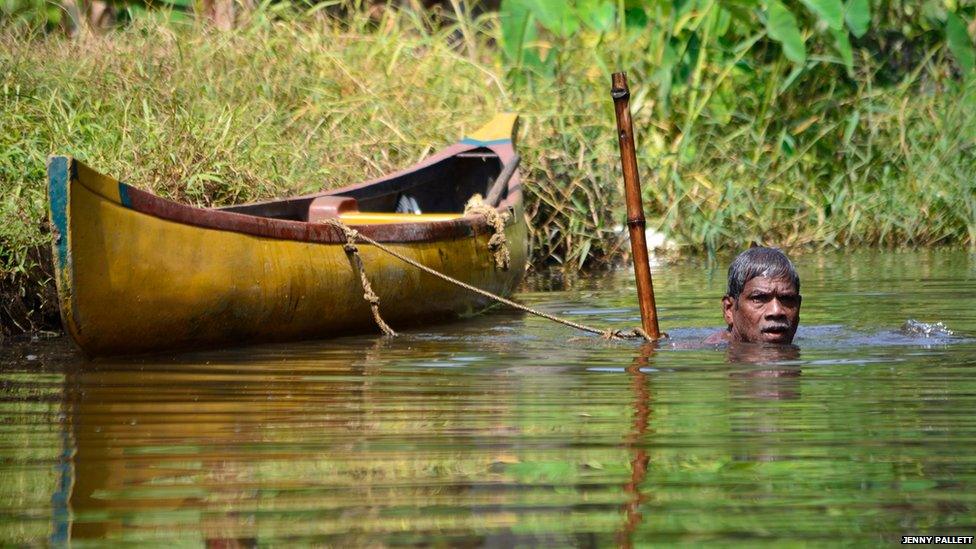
[[921, 0, 946, 25], [844, 0, 870, 38], [526, 0, 579, 37], [723, 0, 760, 24], [766, 0, 807, 64], [779, 64, 805, 93], [676, 32, 701, 82], [499, 0, 536, 63], [945, 11, 975, 74], [833, 27, 853, 71], [625, 7, 648, 28], [576, 0, 615, 32], [778, 130, 796, 156], [842, 110, 859, 146], [713, 6, 732, 37], [661, 41, 679, 68], [708, 91, 732, 124], [800, 0, 844, 30], [499, 0, 549, 72], [673, 0, 694, 16], [653, 42, 677, 104], [577, 238, 591, 270], [653, 66, 674, 105]]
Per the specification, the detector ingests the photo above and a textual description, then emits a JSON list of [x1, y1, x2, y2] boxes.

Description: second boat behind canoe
[[48, 114, 529, 357]]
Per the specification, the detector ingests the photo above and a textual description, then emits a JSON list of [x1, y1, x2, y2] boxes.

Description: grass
[[0, 9, 507, 334], [1, 4, 975, 337]]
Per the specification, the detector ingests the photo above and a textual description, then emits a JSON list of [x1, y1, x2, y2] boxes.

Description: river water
[[1, 251, 974, 545]]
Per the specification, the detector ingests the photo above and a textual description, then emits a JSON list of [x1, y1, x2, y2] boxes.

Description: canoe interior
[[220, 148, 503, 221]]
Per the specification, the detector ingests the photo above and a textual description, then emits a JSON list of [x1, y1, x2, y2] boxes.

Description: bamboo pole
[[611, 72, 661, 339]]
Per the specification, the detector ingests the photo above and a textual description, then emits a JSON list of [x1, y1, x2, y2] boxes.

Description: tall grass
[[1, 3, 975, 336], [506, 3, 976, 265], [0, 8, 510, 334]]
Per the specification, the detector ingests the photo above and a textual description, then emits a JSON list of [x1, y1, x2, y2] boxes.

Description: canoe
[[47, 114, 529, 357]]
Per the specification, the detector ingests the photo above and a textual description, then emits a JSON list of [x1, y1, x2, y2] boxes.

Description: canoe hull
[[48, 117, 528, 356]]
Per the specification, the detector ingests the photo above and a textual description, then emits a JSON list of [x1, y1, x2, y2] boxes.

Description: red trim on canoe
[[121, 142, 521, 244]]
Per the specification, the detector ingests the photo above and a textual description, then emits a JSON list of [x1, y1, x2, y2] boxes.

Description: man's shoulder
[[703, 330, 731, 345], [668, 330, 730, 349]]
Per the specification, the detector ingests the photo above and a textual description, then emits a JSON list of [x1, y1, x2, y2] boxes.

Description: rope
[[464, 194, 510, 271], [338, 226, 397, 337], [322, 218, 651, 342]]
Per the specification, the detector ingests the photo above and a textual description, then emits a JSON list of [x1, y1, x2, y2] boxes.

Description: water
[[2, 250, 975, 545]]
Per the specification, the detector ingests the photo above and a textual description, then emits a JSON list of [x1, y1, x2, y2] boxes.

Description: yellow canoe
[[47, 114, 528, 357]]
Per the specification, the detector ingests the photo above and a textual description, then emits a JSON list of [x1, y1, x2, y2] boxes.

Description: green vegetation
[[2, 1, 976, 335], [502, 0, 976, 260]]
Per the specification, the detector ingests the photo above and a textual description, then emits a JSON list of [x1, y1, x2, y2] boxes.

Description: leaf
[[766, 0, 807, 64], [652, 64, 674, 105], [778, 130, 796, 156], [833, 27, 853, 71], [499, 0, 536, 63], [800, 0, 844, 30], [945, 11, 975, 74], [676, 32, 701, 82], [625, 7, 648, 28], [921, 0, 946, 25], [708, 91, 732, 125], [778, 64, 805, 93], [723, 0, 760, 24], [576, 238, 591, 270], [673, 0, 694, 16], [844, 0, 870, 38], [661, 40, 680, 69], [712, 6, 732, 37], [842, 110, 859, 147], [526, 0, 579, 37], [576, 0, 615, 32]]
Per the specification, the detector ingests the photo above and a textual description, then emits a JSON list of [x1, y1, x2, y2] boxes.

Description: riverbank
[[2, 6, 975, 337]]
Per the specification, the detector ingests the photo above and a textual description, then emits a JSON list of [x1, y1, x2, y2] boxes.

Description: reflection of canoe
[[47, 114, 528, 357], [57, 341, 514, 542]]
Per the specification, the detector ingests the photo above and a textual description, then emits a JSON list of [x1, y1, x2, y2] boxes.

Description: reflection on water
[[1, 251, 975, 545]]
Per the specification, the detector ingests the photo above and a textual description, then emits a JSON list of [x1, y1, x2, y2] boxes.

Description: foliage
[[0, 0, 195, 33], [2, 1, 976, 335], [499, 0, 976, 75], [498, 0, 976, 264]]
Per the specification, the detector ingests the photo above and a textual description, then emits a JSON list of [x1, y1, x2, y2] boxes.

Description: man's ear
[[722, 296, 735, 328]]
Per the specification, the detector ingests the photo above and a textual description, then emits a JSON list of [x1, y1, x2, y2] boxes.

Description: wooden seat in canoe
[[306, 195, 463, 225]]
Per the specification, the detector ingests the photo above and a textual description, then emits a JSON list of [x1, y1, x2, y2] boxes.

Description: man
[[705, 247, 802, 345]]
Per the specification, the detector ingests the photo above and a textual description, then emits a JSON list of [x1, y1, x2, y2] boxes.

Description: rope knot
[[488, 233, 506, 251], [464, 194, 511, 271]]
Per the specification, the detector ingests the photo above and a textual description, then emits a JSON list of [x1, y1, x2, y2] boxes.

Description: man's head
[[722, 247, 801, 344]]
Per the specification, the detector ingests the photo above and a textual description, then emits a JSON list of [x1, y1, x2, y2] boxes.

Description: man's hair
[[726, 247, 800, 299]]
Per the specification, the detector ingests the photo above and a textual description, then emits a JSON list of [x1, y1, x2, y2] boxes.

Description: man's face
[[722, 276, 801, 344]]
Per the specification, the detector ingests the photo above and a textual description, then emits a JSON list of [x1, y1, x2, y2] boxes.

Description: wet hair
[[726, 247, 800, 299]]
